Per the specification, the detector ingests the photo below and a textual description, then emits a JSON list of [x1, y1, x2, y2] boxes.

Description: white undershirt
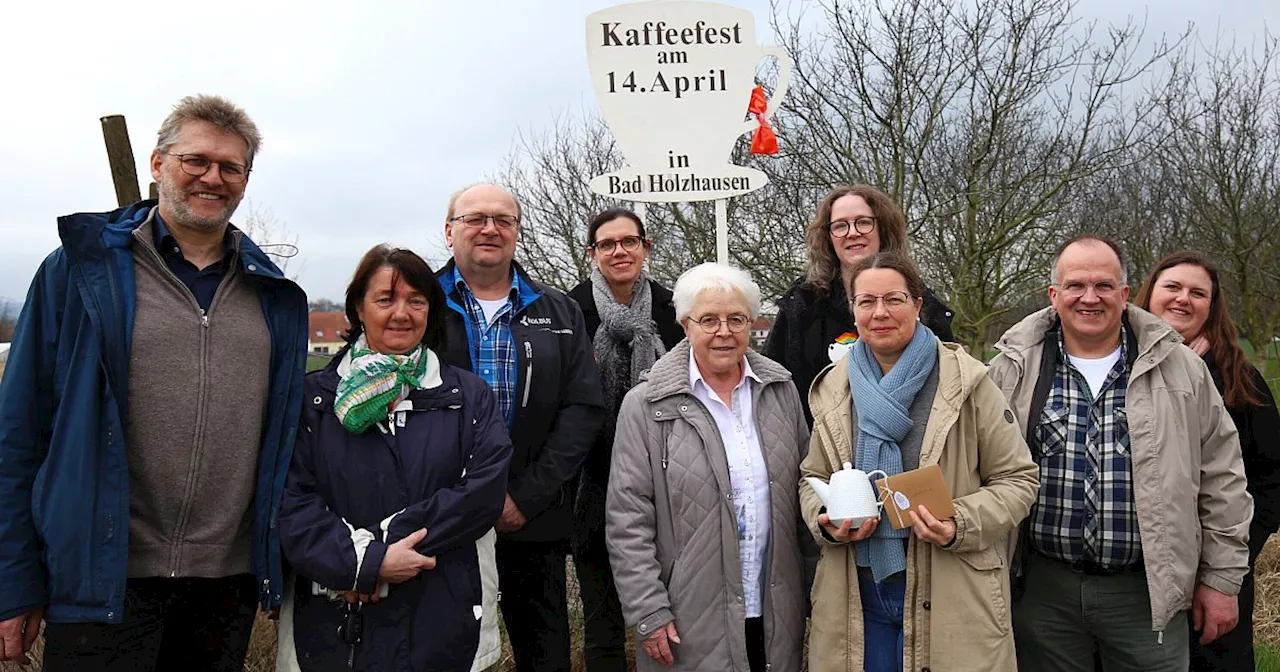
[[475, 297, 509, 326], [1067, 345, 1122, 399]]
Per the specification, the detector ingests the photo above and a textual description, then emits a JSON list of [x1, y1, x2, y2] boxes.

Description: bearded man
[[0, 95, 308, 671]]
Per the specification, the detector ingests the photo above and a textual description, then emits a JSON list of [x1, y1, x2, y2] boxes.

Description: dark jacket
[[278, 352, 511, 672], [436, 260, 606, 543], [1204, 351, 1280, 560], [763, 275, 955, 426], [566, 278, 686, 539], [0, 200, 308, 624]]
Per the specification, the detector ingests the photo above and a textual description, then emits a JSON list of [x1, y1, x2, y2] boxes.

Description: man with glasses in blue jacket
[[0, 95, 308, 670]]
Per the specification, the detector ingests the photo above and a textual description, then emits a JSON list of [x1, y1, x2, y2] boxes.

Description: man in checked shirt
[[988, 234, 1251, 672], [435, 184, 605, 672]]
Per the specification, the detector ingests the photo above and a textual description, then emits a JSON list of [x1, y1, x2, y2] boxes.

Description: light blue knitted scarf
[[848, 323, 937, 582]]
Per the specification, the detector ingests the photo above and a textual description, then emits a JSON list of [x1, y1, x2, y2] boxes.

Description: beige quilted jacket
[[607, 341, 810, 672]]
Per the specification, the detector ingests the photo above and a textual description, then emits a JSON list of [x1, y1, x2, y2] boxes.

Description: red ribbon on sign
[[747, 85, 779, 155]]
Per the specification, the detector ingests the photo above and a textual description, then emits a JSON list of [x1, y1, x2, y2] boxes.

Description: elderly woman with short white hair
[[606, 262, 810, 672]]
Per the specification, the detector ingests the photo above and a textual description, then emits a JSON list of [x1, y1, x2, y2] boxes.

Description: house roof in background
[[308, 312, 349, 342]]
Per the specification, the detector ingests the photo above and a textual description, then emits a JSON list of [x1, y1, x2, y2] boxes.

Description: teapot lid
[[841, 461, 853, 470]]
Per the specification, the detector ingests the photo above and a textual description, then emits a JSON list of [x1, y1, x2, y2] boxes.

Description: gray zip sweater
[[126, 216, 271, 578]]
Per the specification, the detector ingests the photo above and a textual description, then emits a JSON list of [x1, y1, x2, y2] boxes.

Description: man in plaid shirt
[[436, 183, 604, 672], [990, 235, 1251, 672]]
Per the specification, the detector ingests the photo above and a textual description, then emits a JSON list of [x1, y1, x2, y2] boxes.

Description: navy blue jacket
[[278, 352, 511, 671], [0, 200, 308, 623], [436, 260, 605, 543]]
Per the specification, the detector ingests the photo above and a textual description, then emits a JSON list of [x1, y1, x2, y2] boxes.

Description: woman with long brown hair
[[763, 185, 955, 426], [1136, 250, 1280, 672]]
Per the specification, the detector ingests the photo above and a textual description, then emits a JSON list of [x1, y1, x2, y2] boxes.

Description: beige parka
[[800, 341, 1039, 672], [988, 305, 1252, 632]]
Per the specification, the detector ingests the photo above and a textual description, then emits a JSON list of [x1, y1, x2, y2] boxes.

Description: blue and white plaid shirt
[[1029, 327, 1141, 569], [449, 271, 523, 432]]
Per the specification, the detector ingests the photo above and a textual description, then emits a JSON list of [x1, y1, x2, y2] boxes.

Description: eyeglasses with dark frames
[[590, 236, 645, 254], [164, 152, 250, 183], [830, 216, 877, 238]]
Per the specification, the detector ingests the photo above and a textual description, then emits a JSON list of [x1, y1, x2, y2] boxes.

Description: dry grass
[[1, 557, 629, 672], [10, 538, 1280, 671], [1252, 535, 1280, 647]]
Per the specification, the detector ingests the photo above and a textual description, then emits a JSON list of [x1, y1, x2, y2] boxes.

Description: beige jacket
[[988, 305, 1252, 631], [801, 341, 1039, 672], [607, 341, 809, 672]]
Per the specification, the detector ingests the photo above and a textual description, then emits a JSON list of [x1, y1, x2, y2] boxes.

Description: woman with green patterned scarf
[[276, 245, 512, 672]]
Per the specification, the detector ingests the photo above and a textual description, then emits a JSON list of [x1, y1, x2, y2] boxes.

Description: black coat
[[763, 275, 956, 426], [436, 260, 606, 544], [1204, 351, 1280, 559], [567, 278, 685, 539]]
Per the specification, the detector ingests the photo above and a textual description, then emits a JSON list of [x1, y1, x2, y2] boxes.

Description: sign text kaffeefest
[[585, 1, 791, 203]]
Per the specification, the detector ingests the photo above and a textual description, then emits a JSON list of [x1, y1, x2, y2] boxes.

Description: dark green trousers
[[1013, 553, 1189, 672]]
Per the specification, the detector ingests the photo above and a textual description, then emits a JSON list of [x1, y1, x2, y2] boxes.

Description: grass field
[[1260, 643, 1280, 671]]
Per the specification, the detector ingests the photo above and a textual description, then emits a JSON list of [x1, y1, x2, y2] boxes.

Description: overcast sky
[[0, 0, 1274, 306]]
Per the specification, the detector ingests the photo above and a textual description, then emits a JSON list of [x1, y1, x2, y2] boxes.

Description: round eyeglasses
[[165, 153, 250, 183], [830, 216, 877, 238], [688, 314, 751, 334]]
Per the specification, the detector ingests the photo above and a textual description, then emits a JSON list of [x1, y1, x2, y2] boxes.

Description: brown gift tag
[[874, 464, 956, 530]]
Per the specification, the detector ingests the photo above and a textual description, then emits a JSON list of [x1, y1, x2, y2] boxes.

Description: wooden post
[[100, 115, 141, 206]]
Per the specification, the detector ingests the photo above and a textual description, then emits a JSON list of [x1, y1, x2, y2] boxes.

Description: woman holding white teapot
[[799, 252, 1038, 672]]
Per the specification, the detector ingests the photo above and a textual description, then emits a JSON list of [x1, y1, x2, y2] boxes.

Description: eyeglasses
[[830, 217, 877, 238], [449, 213, 520, 230], [591, 236, 644, 254], [688, 314, 751, 334], [851, 291, 916, 313], [1052, 280, 1125, 298], [165, 153, 250, 183]]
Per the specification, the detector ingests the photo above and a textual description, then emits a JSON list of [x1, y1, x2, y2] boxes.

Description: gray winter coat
[[606, 341, 810, 672]]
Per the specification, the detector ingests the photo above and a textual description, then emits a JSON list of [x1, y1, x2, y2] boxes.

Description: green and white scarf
[[334, 335, 429, 434]]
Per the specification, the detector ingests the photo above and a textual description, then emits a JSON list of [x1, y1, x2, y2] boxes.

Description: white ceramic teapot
[[805, 462, 888, 528]]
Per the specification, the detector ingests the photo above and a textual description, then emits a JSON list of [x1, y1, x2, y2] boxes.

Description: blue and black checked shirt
[[449, 271, 524, 432], [1029, 327, 1142, 569]]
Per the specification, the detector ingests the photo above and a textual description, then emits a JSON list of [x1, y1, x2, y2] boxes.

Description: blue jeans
[[859, 572, 906, 672]]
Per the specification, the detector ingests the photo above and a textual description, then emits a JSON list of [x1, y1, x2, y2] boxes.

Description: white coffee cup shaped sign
[[804, 463, 889, 528], [585, 0, 793, 203]]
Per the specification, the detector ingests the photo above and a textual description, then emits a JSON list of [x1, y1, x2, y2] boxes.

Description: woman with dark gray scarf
[[567, 208, 684, 672]]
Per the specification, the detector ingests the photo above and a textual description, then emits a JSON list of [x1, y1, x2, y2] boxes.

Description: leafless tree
[[0, 298, 17, 342], [770, 0, 1185, 351], [494, 107, 803, 301], [237, 200, 302, 280], [1155, 33, 1280, 360], [492, 0, 1280, 360], [308, 298, 343, 313], [496, 111, 624, 291]]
